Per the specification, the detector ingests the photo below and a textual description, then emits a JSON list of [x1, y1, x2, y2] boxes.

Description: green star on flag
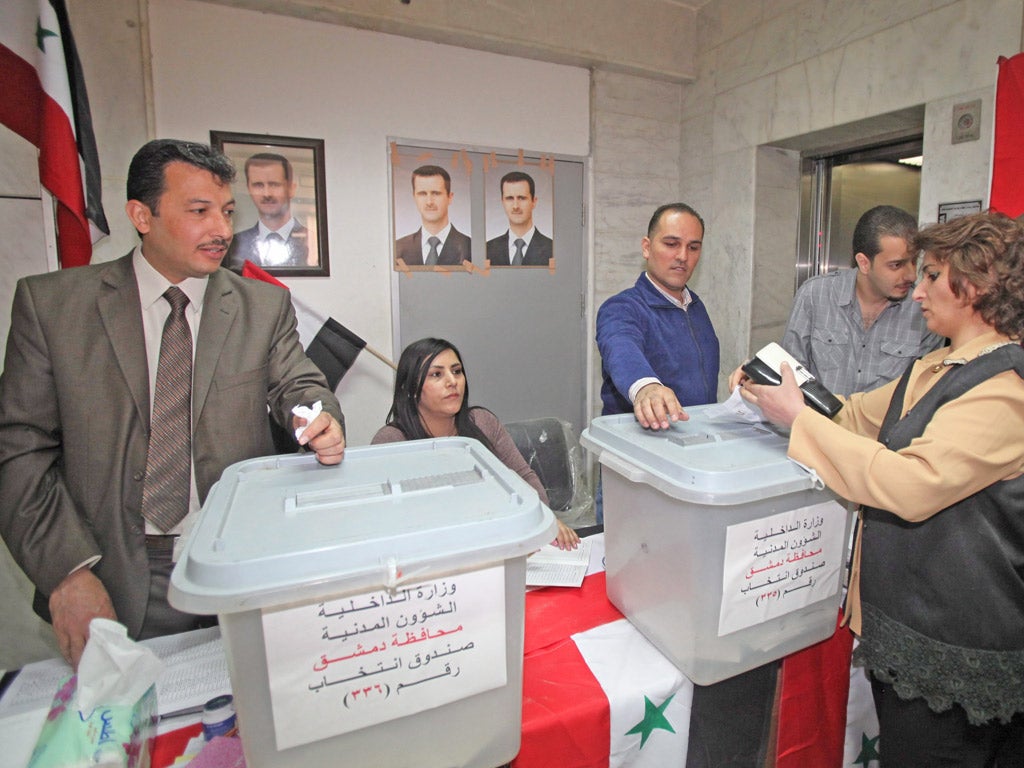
[[35, 18, 57, 51], [625, 693, 677, 748], [853, 732, 881, 767]]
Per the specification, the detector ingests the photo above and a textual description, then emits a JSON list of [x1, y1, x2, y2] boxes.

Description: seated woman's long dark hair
[[384, 337, 495, 451]]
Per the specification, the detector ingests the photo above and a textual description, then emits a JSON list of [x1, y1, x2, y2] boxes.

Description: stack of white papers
[[527, 537, 593, 587]]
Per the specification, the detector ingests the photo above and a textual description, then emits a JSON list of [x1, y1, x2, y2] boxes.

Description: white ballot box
[[582, 408, 853, 685], [170, 438, 556, 768]]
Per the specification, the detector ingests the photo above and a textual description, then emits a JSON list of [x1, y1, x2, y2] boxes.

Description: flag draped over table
[[990, 52, 1024, 217], [0, 0, 108, 268], [241, 260, 373, 390], [515, 570, 693, 767], [516, 535, 865, 768]]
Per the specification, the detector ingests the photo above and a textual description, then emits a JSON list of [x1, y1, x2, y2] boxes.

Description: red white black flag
[[0, 0, 109, 268]]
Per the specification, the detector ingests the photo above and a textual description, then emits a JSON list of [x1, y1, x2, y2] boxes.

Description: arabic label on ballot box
[[261, 565, 508, 751], [719, 500, 848, 636]]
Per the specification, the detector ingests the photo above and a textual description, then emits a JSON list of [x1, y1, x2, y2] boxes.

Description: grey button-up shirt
[[781, 268, 944, 396]]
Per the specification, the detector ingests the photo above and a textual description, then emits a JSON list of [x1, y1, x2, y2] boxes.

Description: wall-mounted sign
[[952, 99, 982, 144], [937, 200, 982, 223]]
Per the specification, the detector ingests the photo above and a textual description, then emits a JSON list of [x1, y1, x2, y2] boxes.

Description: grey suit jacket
[[395, 226, 471, 267], [485, 229, 553, 266], [0, 254, 342, 636]]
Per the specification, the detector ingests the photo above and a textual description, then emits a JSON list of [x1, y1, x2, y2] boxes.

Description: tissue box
[[27, 676, 156, 768]]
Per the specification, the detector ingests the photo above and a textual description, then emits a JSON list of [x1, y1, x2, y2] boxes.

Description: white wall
[[148, 0, 591, 445]]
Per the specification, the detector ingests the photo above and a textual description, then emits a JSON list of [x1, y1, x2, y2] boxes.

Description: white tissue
[[292, 400, 323, 442], [75, 619, 163, 711]]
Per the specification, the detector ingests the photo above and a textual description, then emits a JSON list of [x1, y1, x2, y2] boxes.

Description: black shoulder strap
[[877, 359, 916, 441], [878, 343, 1024, 447]]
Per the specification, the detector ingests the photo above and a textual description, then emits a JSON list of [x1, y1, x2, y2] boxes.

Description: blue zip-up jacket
[[597, 273, 720, 415]]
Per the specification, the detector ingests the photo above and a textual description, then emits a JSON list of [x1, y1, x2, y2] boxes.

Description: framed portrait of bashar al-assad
[[210, 131, 330, 277], [391, 145, 472, 272], [484, 155, 554, 269]]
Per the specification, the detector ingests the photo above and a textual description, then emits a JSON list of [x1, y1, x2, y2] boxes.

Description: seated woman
[[373, 337, 580, 551], [733, 211, 1024, 766]]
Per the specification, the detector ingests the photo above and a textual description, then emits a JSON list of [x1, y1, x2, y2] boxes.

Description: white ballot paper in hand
[[702, 386, 765, 424], [291, 400, 323, 442]]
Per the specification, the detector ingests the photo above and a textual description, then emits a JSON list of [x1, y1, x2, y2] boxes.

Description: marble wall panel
[[919, 86, 994, 223], [712, 77, 776, 155], [752, 147, 802, 354], [593, 113, 682, 171], [593, 72, 683, 124], [680, 54, 718, 122], [706, 146, 758, 379], [828, 0, 1017, 128], [707, 0, 955, 95], [680, 111, 715, 180]]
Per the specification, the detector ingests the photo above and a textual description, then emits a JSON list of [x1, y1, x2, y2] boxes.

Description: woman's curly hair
[[914, 211, 1024, 340]]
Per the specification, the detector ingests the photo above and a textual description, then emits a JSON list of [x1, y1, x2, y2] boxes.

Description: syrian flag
[[516, 534, 858, 767], [240, 260, 379, 390], [843, 647, 880, 768], [776, 615, 855, 768], [516, 570, 693, 767], [0, 0, 109, 268], [990, 52, 1024, 217]]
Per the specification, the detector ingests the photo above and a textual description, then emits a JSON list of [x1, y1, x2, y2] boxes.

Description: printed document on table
[[0, 626, 228, 719], [527, 537, 593, 587]]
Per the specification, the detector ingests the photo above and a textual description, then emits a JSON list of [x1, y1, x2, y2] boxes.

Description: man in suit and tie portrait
[[0, 139, 345, 669], [224, 152, 311, 271], [486, 170, 553, 266], [394, 164, 471, 267]]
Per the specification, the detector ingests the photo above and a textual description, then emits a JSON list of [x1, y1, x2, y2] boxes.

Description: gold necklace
[[930, 340, 1015, 372]]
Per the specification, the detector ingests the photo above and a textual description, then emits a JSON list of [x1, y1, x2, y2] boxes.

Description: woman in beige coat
[[733, 211, 1024, 766]]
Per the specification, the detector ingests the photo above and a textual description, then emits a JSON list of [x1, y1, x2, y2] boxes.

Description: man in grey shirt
[[782, 205, 943, 396]]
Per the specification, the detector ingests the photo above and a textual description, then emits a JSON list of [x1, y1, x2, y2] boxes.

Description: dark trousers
[[685, 661, 778, 768], [140, 536, 216, 640], [871, 673, 1024, 768]]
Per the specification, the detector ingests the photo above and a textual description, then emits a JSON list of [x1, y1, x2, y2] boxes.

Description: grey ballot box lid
[[170, 437, 557, 615], [581, 406, 824, 506]]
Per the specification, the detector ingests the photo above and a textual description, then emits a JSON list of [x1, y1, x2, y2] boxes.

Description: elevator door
[[798, 138, 922, 287]]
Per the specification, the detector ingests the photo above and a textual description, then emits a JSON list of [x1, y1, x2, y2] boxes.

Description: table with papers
[[0, 533, 862, 768]]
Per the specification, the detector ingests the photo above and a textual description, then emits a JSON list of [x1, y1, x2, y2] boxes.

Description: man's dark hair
[[244, 152, 293, 184], [851, 205, 917, 265], [647, 203, 705, 239], [127, 139, 235, 215], [500, 170, 536, 198], [411, 164, 451, 194]]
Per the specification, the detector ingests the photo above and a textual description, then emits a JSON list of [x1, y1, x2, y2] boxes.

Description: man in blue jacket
[[597, 203, 777, 768], [597, 202, 719, 429]]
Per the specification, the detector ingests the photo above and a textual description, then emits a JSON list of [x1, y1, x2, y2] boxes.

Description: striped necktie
[[141, 287, 192, 532]]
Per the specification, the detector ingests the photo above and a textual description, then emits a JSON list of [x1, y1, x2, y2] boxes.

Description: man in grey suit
[[224, 152, 310, 272], [486, 171, 553, 266], [394, 165, 471, 267], [0, 139, 345, 669]]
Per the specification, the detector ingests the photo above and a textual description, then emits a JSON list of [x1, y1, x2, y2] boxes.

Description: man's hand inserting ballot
[[292, 410, 346, 465]]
